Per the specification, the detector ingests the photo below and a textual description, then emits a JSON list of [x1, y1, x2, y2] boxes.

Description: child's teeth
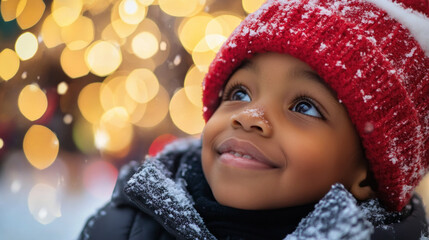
[[234, 152, 242, 157], [243, 155, 252, 159]]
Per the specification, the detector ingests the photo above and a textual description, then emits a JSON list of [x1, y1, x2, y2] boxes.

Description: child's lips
[[216, 138, 279, 169]]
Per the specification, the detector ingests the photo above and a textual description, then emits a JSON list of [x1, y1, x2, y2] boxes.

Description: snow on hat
[[202, 0, 429, 211]]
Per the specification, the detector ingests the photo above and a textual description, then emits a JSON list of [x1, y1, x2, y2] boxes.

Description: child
[[80, 0, 429, 239]]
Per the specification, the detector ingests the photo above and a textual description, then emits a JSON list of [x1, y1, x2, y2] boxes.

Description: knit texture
[[202, 0, 429, 211]]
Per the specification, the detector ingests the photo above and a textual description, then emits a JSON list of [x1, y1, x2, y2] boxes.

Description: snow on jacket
[[79, 138, 428, 240]]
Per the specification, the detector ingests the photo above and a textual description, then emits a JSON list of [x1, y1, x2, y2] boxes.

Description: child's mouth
[[216, 138, 279, 170]]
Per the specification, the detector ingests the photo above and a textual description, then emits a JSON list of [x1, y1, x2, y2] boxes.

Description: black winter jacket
[[79, 138, 428, 240]]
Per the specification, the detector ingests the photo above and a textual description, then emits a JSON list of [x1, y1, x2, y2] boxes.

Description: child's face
[[201, 53, 367, 210]]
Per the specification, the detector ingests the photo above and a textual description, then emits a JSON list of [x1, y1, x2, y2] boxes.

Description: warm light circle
[[125, 68, 159, 103], [77, 82, 104, 124], [85, 41, 122, 77], [0, 48, 20, 81], [15, 32, 38, 61], [23, 125, 59, 170], [169, 88, 205, 134], [18, 84, 48, 121], [184, 65, 205, 108], [131, 32, 159, 59]]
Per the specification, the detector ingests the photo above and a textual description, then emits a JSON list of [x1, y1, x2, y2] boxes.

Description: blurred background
[[0, 0, 428, 239]]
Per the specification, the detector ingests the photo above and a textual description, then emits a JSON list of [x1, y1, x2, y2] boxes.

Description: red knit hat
[[202, 0, 429, 211]]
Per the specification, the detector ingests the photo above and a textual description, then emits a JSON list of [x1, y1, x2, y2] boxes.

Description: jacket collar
[[120, 139, 379, 239]]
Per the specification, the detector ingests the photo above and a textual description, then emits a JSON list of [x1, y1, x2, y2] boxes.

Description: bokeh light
[[192, 34, 224, 72], [72, 117, 97, 154], [169, 88, 205, 135], [148, 134, 177, 156], [41, 14, 64, 48], [131, 32, 159, 59], [85, 40, 122, 77], [57, 82, 68, 95], [51, 0, 83, 27], [27, 183, 62, 225], [63, 114, 73, 125], [125, 68, 159, 103], [0, 48, 20, 81], [77, 82, 104, 124], [23, 125, 59, 170], [158, 0, 205, 17], [16, 0, 46, 29], [242, 0, 265, 14], [0, 138, 4, 149], [100, 75, 138, 114], [111, 1, 139, 38], [178, 13, 213, 53], [0, 0, 27, 22], [15, 32, 38, 61], [132, 85, 169, 127], [96, 107, 133, 154], [119, 0, 147, 24], [184, 65, 205, 108], [18, 84, 48, 121], [83, 160, 118, 199], [206, 14, 243, 38], [60, 16, 94, 50], [60, 47, 90, 78]]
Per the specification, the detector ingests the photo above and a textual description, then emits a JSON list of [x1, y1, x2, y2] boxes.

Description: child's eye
[[291, 98, 323, 118], [224, 84, 251, 102]]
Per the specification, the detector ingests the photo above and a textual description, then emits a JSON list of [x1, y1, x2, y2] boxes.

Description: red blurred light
[[148, 134, 177, 156]]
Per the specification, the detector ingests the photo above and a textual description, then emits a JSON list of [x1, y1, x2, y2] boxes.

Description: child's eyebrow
[[291, 69, 338, 99]]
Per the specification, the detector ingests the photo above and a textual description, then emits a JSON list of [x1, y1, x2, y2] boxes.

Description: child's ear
[[350, 167, 376, 201]]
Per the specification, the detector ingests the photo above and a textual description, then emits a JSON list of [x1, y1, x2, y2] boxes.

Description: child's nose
[[230, 107, 272, 137]]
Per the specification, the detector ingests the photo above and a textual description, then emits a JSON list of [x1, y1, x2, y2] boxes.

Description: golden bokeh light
[[138, 0, 154, 6], [15, 32, 38, 61], [63, 114, 73, 124], [96, 107, 133, 153], [119, 0, 147, 25], [131, 32, 159, 59], [77, 82, 104, 124], [18, 84, 48, 121], [0, 138, 4, 149], [41, 14, 63, 48], [100, 75, 138, 114], [169, 88, 205, 134], [83, 0, 114, 15], [125, 68, 159, 103], [111, 1, 139, 38], [60, 47, 90, 78], [178, 13, 213, 53], [206, 14, 243, 38], [23, 125, 60, 170], [57, 81, 68, 95], [0, 0, 27, 21], [138, 18, 161, 41], [159, 0, 205, 17], [72, 117, 97, 154], [192, 35, 224, 73], [51, 0, 83, 27], [27, 183, 61, 225], [242, 0, 265, 14], [61, 16, 94, 50], [184, 65, 205, 108], [16, 0, 45, 29], [0, 48, 20, 81], [102, 23, 126, 45], [132, 85, 169, 128], [85, 40, 122, 77]]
